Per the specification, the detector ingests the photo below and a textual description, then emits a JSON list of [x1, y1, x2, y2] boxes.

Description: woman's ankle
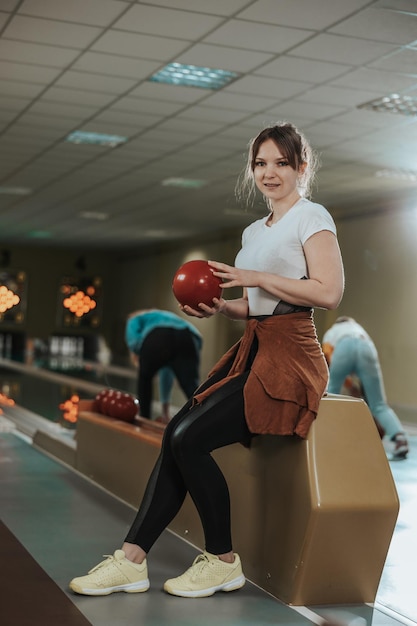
[[122, 542, 147, 564]]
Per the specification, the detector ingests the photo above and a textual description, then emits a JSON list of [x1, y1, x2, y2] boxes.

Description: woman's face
[[253, 138, 303, 205]]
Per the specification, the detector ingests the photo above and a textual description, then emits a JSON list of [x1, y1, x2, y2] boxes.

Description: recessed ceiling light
[[0, 186, 32, 195], [149, 63, 238, 90], [162, 177, 207, 189], [65, 131, 128, 147], [358, 93, 417, 116], [79, 211, 109, 221]]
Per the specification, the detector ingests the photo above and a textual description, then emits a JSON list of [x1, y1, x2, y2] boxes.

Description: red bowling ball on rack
[[172, 260, 222, 309], [94, 389, 139, 423]]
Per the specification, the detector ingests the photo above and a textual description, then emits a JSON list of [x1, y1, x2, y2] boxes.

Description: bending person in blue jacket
[[125, 309, 202, 420]]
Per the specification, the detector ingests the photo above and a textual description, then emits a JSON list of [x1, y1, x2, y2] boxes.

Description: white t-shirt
[[234, 198, 336, 316], [322, 319, 370, 347]]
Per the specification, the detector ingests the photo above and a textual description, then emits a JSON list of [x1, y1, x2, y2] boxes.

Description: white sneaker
[[163, 551, 245, 598], [69, 550, 150, 596]]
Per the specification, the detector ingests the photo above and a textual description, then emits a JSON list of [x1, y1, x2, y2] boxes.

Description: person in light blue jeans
[[322, 316, 408, 459]]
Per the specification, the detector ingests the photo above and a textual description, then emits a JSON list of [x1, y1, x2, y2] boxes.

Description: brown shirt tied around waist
[[193, 311, 329, 439]]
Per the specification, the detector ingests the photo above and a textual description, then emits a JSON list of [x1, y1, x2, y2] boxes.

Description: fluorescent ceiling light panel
[[65, 131, 128, 147], [149, 63, 238, 90], [162, 177, 207, 189], [358, 93, 417, 116]]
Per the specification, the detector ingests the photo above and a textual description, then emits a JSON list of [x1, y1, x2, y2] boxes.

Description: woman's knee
[[169, 418, 201, 464]]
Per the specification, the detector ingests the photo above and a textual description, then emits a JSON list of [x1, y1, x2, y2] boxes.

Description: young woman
[[69, 122, 344, 599]]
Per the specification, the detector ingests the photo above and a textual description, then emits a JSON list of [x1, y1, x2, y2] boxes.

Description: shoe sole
[[392, 444, 409, 460], [163, 574, 245, 598], [69, 579, 150, 596], [392, 451, 408, 460]]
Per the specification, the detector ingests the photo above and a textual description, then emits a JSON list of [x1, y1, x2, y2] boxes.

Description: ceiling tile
[[3, 15, 102, 47], [92, 109, 162, 128], [200, 91, 278, 113], [204, 19, 312, 53], [129, 81, 208, 104], [295, 85, 388, 108], [0, 12, 11, 28], [92, 30, 189, 60], [1, 0, 20, 10], [177, 105, 250, 124], [110, 96, 185, 116], [329, 7, 417, 44], [225, 74, 310, 99], [141, 0, 249, 16], [265, 99, 347, 122], [0, 95, 31, 112], [0, 39, 80, 67], [54, 70, 137, 94], [72, 51, 160, 79], [257, 56, 352, 82], [18, 0, 129, 27], [113, 4, 224, 39], [237, 0, 372, 30], [0, 79, 46, 97], [42, 86, 117, 107], [176, 43, 273, 73], [289, 34, 395, 65], [330, 67, 417, 93], [28, 100, 97, 120], [17, 111, 91, 130], [0, 59, 61, 83], [367, 48, 417, 74]]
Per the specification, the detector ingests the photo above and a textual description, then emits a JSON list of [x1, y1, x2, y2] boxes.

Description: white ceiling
[[1, 0, 417, 251]]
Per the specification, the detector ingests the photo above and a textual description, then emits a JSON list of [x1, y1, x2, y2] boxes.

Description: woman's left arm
[[210, 230, 344, 310]]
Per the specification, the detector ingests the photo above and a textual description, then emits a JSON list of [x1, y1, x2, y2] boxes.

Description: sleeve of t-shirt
[[299, 204, 337, 245]]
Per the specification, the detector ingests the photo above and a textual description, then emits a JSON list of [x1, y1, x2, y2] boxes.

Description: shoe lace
[[188, 553, 211, 576], [89, 554, 115, 574]]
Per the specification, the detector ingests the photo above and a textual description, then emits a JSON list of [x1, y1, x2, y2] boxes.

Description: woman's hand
[[180, 297, 227, 318], [208, 261, 260, 289]]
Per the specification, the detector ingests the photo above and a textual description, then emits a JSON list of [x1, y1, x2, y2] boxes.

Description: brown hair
[[235, 122, 319, 208]]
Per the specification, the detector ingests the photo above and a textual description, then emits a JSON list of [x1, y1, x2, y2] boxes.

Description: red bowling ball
[[100, 389, 118, 416], [107, 393, 138, 422], [94, 388, 109, 412], [172, 260, 222, 309]]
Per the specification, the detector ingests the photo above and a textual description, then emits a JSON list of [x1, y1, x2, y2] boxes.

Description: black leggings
[[125, 364, 253, 555]]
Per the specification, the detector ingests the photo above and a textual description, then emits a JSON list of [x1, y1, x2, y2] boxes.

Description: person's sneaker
[[392, 433, 409, 460], [163, 551, 245, 598], [69, 550, 150, 596]]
